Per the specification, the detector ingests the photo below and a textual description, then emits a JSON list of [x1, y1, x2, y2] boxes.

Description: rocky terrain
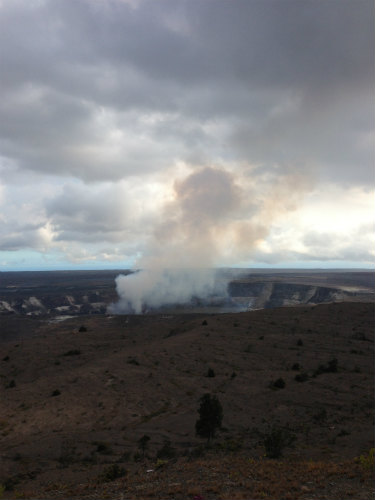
[[0, 269, 373, 317], [0, 301, 373, 499]]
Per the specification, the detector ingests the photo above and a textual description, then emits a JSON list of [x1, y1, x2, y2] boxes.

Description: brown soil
[[0, 302, 373, 499]]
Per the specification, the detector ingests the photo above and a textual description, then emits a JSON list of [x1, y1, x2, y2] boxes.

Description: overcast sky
[[0, 0, 374, 271]]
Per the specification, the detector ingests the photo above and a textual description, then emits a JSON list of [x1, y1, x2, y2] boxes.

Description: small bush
[[202, 320, 208, 326], [157, 439, 176, 460], [99, 464, 126, 483], [327, 358, 338, 372], [1, 476, 19, 491], [270, 378, 286, 389], [297, 339, 303, 346], [262, 425, 296, 458], [138, 434, 150, 457], [63, 349, 81, 356], [189, 445, 206, 458], [78, 325, 87, 332], [314, 358, 338, 376], [51, 389, 61, 397], [291, 363, 300, 371], [357, 448, 374, 470], [95, 442, 113, 455], [216, 437, 243, 453], [244, 344, 254, 353], [295, 372, 309, 382], [206, 367, 215, 378], [313, 408, 327, 423], [155, 458, 168, 469], [127, 358, 140, 366], [6, 380, 16, 389]]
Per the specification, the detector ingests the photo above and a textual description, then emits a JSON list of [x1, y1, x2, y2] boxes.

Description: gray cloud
[[0, 0, 373, 184], [0, 0, 373, 268]]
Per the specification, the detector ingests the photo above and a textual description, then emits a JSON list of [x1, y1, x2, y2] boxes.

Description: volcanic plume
[[109, 166, 307, 313]]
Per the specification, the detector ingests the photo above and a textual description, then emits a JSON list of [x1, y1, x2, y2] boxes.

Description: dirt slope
[[0, 302, 373, 499]]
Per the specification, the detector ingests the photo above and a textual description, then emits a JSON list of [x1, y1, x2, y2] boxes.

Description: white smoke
[[109, 166, 309, 314], [109, 268, 228, 314]]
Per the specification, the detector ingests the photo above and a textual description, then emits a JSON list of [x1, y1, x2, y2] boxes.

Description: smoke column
[[109, 166, 308, 313]]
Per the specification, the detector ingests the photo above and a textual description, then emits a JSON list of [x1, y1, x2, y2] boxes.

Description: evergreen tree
[[195, 393, 223, 444]]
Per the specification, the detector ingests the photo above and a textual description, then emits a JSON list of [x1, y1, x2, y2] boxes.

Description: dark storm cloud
[[0, 0, 373, 183]]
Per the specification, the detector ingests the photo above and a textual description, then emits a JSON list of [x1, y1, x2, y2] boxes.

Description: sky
[[0, 0, 374, 271]]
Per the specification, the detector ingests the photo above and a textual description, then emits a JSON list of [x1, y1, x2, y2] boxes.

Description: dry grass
[[15, 455, 374, 499]]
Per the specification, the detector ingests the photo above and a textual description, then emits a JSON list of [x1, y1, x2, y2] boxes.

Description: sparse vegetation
[[0, 300, 372, 499], [206, 367, 215, 377]]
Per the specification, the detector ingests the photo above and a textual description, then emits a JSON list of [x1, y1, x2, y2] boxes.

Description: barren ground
[[0, 302, 374, 499]]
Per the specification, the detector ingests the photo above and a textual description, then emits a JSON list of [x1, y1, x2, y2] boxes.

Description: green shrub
[[155, 458, 168, 469], [99, 464, 126, 483], [357, 448, 374, 470], [313, 408, 327, 423], [63, 349, 81, 356], [314, 358, 338, 376], [95, 441, 113, 455], [127, 358, 140, 366], [157, 439, 176, 459], [295, 372, 309, 382], [262, 425, 296, 458], [138, 434, 150, 457], [270, 377, 286, 389], [195, 394, 223, 444]]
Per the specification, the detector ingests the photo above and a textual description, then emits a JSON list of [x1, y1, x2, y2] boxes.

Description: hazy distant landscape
[[0, 269, 373, 319]]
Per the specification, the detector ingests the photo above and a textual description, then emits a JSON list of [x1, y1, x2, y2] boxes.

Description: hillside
[[0, 302, 373, 499]]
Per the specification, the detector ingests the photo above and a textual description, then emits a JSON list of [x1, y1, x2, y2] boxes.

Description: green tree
[[195, 393, 223, 444], [138, 434, 150, 458]]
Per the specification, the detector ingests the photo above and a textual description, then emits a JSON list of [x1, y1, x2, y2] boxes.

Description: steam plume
[[109, 166, 307, 313]]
